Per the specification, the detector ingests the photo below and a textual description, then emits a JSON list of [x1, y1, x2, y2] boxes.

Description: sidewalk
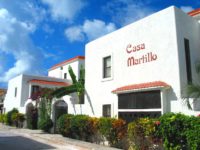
[[0, 123, 121, 150]]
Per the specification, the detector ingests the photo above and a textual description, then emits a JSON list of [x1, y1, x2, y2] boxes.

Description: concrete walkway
[[0, 123, 121, 150]]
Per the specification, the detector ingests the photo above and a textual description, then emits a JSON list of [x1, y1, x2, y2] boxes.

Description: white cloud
[[65, 19, 116, 42], [0, 8, 44, 82], [42, 0, 86, 21], [180, 6, 194, 13], [65, 26, 84, 42], [103, 0, 155, 26]]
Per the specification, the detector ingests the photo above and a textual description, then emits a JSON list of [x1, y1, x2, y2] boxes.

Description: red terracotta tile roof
[[49, 56, 85, 70], [112, 81, 170, 94], [188, 8, 200, 16], [29, 79, 70, 86]]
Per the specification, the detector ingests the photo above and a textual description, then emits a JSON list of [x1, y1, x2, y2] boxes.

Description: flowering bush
[[128, 118, 161, 150], [98, 117, 127, 148]]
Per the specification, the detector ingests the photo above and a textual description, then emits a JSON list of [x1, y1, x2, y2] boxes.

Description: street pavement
[[0, 123, 121, 150]]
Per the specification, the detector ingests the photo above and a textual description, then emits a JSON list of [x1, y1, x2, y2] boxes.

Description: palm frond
[[195, 61, 200, 74], [186, 84, 200, 99], [68, 65, 77, 84], [51, 85, 77, 98]]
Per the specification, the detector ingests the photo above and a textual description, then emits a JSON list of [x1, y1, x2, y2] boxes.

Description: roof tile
[[112, 81, 170, 94], [29, 79, 70, 86]]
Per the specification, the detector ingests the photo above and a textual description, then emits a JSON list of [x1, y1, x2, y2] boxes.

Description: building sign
[[126, 43, 157, 67]]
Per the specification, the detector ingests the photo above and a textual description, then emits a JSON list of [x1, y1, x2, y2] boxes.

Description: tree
[[185, 61, 200, 110], [52, 65, 85, 104]]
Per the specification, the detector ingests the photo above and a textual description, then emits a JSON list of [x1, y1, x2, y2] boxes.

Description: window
[[184, 38, 192, 84], [31, 85, 40, 95], [103, 56, 111, 78], [64, 73, 67, 79], [102, 104, 111, 117], [14, 87, 17, 97], [118, 90, 161, 109], [60, 66, 63, 70]]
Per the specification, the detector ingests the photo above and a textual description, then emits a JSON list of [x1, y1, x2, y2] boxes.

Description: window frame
[[102, 104, 111, 117], [102, 55, 111, 79]]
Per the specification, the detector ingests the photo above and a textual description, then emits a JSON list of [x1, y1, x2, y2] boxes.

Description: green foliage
[[38, 98, 53, 132], [52, 65, 85, 104], [6, 108, 18, 125], [26, 107, 38, 129], [155, 113, 194, 149], [11, 113, 25, 128], [0, 114, 6, 123], [128, 118, 160, 150], [70, 115, 91, 141], [184, 61, 200, 109], [184, 116, 200, 150], [38, 116, 53, 132], [98, 117, 127, 148], [56, 114, 74, 136]]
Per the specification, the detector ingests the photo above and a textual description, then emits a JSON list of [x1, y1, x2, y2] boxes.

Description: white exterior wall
[[48, 59, 85, 80], [171, 8, 200, 115], [83, 6, 200, 118], [4, 74, 70, 113], [4, 75, 23, 113]]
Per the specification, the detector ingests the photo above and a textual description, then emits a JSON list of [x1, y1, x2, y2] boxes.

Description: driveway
[[0, 123, 120, 150], [0, 131, 56, 150]]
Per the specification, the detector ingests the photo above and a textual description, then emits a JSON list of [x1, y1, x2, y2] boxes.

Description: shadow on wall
[[167, 89, 178, 112], [85, 90, 95, 115]]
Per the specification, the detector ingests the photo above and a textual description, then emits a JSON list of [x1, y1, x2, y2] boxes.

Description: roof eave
[[112, 86, 170, 94]]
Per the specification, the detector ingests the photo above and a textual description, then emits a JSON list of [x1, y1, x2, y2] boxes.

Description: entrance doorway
[[53, 100, 68, 132]]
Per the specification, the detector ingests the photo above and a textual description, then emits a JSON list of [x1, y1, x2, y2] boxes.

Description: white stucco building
[[4, 56, 85, 115], [81, 6, 200, 122], [4, 6, 200, 123]]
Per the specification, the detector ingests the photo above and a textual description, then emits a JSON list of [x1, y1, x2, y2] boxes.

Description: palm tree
[[185, 61, 200, 110], [52, 65, 85, 104]]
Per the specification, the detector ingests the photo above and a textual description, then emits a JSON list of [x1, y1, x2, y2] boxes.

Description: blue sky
[[0, 0, 199, 88]]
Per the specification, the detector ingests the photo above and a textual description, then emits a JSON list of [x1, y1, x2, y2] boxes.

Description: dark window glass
[[184, 38, 192, 84], [14, 87, 17, 97], [103, 56, 111, 78], [64, 73, 67, 79], [60, 66, 63, 70], [79, 94, 85, 104], [31, 86, 40, 95], [103, 104, 111, 117], [118, 111, 161, 123], [118, 90, 161, 109]]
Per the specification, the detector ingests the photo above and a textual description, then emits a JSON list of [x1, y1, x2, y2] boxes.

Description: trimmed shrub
[[6, 108, 18, 125], [98, 117, 127, 148], [155, 113, 189, 149], [128, 118, 161, 150], [56, 114, 74, 136], [184, 116, 200, 150], [38, 116, 53, 132], [0, 114, 6, 123], [70, 115, 92, 141], [11, 113, 25, 128]]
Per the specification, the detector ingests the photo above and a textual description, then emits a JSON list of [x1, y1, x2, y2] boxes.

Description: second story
[[48, 56, 85, 80]]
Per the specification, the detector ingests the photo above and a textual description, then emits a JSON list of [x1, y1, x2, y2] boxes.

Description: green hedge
[[0, 114, 7, 123], [56, 114, 127, 148], [155, 113, 200, 150], [53, 113, 200, 149], [6, 108, 19, 125]]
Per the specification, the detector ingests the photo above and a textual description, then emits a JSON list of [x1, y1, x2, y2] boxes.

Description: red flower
[[197, 114, 200, 117], [155, 121, 160, 126]]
